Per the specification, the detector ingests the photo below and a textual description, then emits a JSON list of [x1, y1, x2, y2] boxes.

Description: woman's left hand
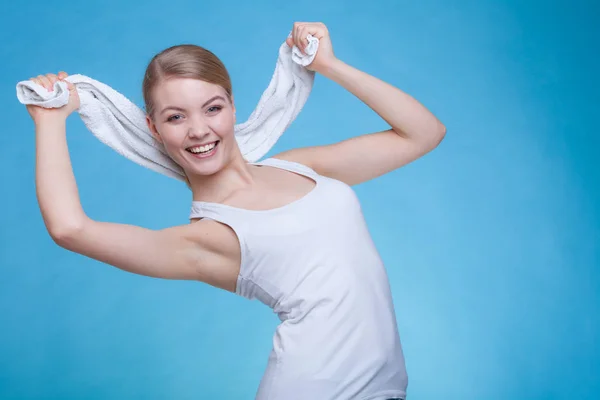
[[286, 22, 337, 73]]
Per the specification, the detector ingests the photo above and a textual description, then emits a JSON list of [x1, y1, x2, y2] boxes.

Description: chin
[[182, 147, 229, 177]]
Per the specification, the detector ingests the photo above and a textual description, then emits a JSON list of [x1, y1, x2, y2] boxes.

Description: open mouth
[[186, 141, 220, 157]]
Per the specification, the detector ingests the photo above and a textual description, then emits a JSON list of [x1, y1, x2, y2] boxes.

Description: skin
[[27, 22, 446, 293]]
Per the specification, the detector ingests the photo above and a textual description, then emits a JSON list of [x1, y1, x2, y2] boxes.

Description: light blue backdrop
[[1, 0, 598, 398]]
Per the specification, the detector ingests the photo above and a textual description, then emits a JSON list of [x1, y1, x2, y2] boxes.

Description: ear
[[231, 95, 236, 123], [146, 115, 163, 143]]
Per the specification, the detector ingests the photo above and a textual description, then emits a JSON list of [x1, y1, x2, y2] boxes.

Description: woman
[[27, 22, 445, 400]]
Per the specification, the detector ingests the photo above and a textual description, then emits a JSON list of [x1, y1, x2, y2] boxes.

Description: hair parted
[[142, 44, 233, 119]]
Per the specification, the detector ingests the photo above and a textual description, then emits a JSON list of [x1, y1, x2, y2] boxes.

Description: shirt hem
[[360, 389, 406, 400]]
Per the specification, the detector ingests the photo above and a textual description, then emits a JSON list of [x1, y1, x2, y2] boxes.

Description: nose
[[186, 116, 211, 140]]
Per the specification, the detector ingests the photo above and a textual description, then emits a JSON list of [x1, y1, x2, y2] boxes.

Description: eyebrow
[[160, 95, 226, 115]]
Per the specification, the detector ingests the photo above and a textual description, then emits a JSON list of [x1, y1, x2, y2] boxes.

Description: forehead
[[152, 77, 226, 106]]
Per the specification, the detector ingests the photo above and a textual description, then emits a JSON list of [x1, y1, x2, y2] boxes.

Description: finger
[[66, 81, 78, 95], [42, 74, 54, 91], [296, 26, 306, 53], [33, 75, 44, 86], [58, 71, 68, 80], [315, 22, 327, 39], [42, 74, 54, 89], [47, 74, 59, 91], [299, 26, 311, 52], [37, 75, 52, 90], [292, 23, 298, 47], [293, 22, 302, 48], [297, 24, 309, 50], [304, 22, 326, 40]]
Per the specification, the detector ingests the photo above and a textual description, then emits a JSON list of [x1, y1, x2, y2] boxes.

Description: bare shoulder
[[181, 218, 243, 291], [271, 148, 318, 169], [187, 218, 242, 261]]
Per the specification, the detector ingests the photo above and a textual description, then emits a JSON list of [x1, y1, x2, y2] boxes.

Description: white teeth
[[188, 142, 216, 154]]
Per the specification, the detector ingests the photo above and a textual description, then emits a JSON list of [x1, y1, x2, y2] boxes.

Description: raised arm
[[52, 218, 239, 289], [279, 22, 446, 186], [26, 73, 239, 291]]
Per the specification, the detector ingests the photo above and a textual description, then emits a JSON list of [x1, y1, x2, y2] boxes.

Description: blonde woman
[[27, 22, 445, 400]]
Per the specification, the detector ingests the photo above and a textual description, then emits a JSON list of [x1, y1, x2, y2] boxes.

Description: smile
[[186, 141, 219, 158]]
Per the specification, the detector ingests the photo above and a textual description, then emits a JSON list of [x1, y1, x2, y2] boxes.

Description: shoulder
[[271, 148, 317, 169], [187, 218, 241, 257], [182, 218, 243, 290]]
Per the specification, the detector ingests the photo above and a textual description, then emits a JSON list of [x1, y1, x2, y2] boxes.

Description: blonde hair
[[142, 44, 233, 187], [143, 44, 232, 119]]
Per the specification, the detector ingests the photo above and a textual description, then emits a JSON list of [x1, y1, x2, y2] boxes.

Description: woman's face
[[146, 77, 237, 177]]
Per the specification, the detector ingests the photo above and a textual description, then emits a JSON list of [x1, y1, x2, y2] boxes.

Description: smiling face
[[146, 77, 238, 177]]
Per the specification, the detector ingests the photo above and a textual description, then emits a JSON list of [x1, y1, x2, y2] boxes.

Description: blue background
[[1, 0, 598, 398]]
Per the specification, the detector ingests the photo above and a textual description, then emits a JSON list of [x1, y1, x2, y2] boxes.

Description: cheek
[[214, 113, 236, 137], [155, 123, 185, 153]]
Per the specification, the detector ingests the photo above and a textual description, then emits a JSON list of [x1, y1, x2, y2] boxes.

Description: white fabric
[[16, 34, 319, 182], [190, 157, 408, 400]]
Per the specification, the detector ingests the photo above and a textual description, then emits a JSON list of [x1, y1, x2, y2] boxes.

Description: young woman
[[27, 22, 445, 400]]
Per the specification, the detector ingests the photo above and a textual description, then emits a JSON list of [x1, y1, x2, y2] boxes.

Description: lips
[[186, 140, 220, 158]]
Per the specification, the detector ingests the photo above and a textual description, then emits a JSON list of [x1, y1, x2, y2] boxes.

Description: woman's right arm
[[53, 218, 232, 283], [28, 73, 236, 287]]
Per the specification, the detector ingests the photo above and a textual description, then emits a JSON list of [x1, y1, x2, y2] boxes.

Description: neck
[[188, 154, 256, 203]]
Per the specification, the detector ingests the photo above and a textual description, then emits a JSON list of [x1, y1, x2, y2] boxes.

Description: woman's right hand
[[26, 71, 80, 124]]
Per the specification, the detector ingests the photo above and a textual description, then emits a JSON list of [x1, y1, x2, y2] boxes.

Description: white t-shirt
[[190, 157, 408, 400]]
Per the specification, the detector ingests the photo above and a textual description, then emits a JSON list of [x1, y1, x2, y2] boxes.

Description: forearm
[[320, 58, 446, 143], [35, 116, 87, 238]]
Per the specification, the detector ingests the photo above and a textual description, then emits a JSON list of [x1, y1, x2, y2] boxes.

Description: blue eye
[[208, 106, 223, 113], [167, 114, 182, 122]]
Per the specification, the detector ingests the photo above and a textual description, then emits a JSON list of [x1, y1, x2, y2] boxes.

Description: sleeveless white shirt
[[189, 157, 408, 400]]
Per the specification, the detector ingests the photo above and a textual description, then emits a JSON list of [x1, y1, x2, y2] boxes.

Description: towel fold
[[16, 34, 319, 182]]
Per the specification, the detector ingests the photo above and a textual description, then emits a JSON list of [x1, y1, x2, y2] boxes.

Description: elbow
[[430, 122, 446, 148], [412, 123, 445, 153], [49, 221, 86, 249], [438, 122, 447, 138], [401, 121, 446, 150]]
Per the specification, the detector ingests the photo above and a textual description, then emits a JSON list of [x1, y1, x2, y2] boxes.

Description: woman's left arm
[[277, 22, 446, 185]]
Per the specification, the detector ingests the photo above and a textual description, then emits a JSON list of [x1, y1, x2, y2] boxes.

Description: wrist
[[34, 113, 68, 127], [317, 57, 345, 78]]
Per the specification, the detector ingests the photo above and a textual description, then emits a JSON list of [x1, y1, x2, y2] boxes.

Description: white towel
[[16, 34, 319, 182]]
